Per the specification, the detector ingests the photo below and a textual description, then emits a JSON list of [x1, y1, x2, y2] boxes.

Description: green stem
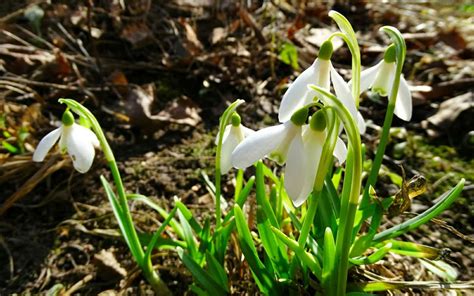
[[214, 100, 245, 228], [309, 87, 362, 296], [363, 27, 406, 206], [58, 99, 171, 295], [297, 190, 320, 247], [328, 11, 361, 106]]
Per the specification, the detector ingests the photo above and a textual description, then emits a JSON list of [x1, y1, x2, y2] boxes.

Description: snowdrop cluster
[[218, 39, 412, 207]]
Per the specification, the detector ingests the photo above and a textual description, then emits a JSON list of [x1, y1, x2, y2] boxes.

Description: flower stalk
[[58, 99, 171, 295], [309, 86, 362, 296], [363, 26, 407, 206]]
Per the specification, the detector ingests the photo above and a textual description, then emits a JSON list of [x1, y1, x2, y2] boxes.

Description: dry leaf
[[422, 92, 473, 138], [120, 21, 154, 48], [179, 18, 203, 56], [157, 95, 201, 126], [93, 249, 127, 281], [125, 84, 201, 134]]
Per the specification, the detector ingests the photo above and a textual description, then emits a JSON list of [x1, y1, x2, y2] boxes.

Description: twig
[[63, 273, 95, 296], [0, 235, 14, 280], [0, 155, 66, 216]]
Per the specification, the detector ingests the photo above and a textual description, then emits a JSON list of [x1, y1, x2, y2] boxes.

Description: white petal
[[220, 126, 242, 174], [83, 127, 100, 148], [394, 75, 413, 121], [357, 111, 366, 135], [33, 127, 62, 162], [279, 60, 320, 122], [240, 125, 255, 137], [291, 131, 324, 207], [355, 61, 383, 93], [333, 137, 348, 164], [232, 123, 288, 169], [330, 64, 359, 124], [66, 124, 96, 173], [284, 132, 306, 206], [215, 125, 232, 145], [372, 61, 396, 97], [59, 126, 69, 152]]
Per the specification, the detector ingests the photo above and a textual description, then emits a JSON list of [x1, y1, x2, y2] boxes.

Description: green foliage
[[278, 42, 299, 70]]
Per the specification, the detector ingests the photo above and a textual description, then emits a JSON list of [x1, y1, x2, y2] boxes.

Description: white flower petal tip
[[279, 60, 320, 123], [32, 122, 99, 173], [283, 133, 306, 204], [334, 137, 348, 164], [357, 112, 366, 135], [32, 127, 62, 162], [356, 61, 383, 94], [231, 123, 289, 169], [216, 124, 254, 174], [394, 76, 413, 121]]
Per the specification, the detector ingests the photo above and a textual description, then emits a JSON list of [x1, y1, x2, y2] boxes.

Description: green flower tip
[[231, 113, 241, 127], [319, 40, 333, 61], [309, 110, 326, 131], [62, 110, 75, 126], [290, 107, 309, 126], [384, 44, 396, 63]]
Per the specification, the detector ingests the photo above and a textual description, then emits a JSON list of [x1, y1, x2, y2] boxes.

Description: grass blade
[[177, 248, 228, 294], [234, 204, 274, 294]]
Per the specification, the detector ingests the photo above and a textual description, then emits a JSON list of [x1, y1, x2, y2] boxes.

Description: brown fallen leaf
[[179, 18, 203, 56], [120, 21, 154, 48], [93, 249, 127, 282], [157, 95, 201, 126], [125, 84, 201, 134], [421, 92, 473, 138]]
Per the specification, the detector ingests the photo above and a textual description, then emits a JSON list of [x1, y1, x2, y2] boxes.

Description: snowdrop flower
[[33, 110, 99, 173], [285, 111, 347, 207], [279, 40, 366, 134], [357, 44, 412, 121], [232, 107, 309, 169], [216, 113, 254, 174]]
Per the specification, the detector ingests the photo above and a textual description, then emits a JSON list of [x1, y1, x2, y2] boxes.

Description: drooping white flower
[[231, 108, 308, 169], [284, 111, 347, 207], [279, 40, 366, 134], [356, 44, 412, 121], [33, 110, 99, 173], [216, 113, 254, 174]]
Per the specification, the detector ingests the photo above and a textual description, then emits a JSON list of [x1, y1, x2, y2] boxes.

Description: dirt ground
[[0, 1, 473, 295]]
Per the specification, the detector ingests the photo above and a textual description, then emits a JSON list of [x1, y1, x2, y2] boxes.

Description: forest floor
[[0, 1, 473, 295]]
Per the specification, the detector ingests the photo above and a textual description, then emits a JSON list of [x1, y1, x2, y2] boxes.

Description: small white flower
[[285, 112, 347, 207], [279, 40, 366, 134], [216, 114, 254, 174], [356, 45, 412, 121], [33, 111, 99, 173]]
